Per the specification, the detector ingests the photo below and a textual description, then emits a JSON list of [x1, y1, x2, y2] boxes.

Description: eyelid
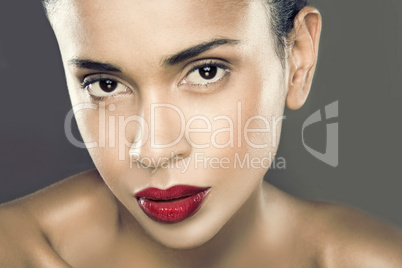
[[186, 60, 230, 75], [179, 59, 231, 87], [81, 73, 128, 89], [80, 73, 132, 100]]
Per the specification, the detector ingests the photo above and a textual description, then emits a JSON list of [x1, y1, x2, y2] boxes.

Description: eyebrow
[[68, 59, 122, 72], [68, 38, 240, 72], [162, 38, 241, 66]]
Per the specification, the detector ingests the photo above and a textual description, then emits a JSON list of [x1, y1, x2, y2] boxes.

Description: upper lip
[[135, 185, 210, 201]]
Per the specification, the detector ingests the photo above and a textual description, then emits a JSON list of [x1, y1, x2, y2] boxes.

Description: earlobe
[[286, 7, 322, 110]]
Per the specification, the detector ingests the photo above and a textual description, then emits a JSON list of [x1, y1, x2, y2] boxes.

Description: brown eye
[[180, 62, 229, 87], [199, 66, 217, 80], [85, 77, 130, 99], [99, 79, 118, 92]]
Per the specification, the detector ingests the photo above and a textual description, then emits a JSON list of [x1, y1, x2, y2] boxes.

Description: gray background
[[1, 1, 401, 228]]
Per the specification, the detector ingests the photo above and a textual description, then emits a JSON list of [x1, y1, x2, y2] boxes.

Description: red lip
[[135, 185, 210, 224]]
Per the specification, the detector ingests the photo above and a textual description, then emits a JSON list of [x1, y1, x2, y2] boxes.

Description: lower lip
[[136, 188, 210, 224]]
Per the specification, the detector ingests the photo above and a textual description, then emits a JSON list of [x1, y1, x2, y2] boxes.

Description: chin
[[156, 233, 215, 250], [141, 209, 229, 250]]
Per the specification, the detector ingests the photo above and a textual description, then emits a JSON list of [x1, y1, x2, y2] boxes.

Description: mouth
[[135, 185, 211, 224]]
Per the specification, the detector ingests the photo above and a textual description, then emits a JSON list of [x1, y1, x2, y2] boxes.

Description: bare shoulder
[[304, 201, 402, 267], [0, 169, 120, 267]]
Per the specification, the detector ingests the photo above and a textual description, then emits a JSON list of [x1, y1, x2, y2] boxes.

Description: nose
[[129, 100, 191, 170]]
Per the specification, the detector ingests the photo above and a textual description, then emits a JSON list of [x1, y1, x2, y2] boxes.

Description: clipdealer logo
[[302, 101, 339, 168], [64, 100, 339, 168]]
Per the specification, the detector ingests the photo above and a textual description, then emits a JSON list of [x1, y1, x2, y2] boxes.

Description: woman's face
[[51, 0, 287, 248]]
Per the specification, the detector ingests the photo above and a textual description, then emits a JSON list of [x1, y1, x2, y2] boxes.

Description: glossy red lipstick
[[135, 185, 210, 224]]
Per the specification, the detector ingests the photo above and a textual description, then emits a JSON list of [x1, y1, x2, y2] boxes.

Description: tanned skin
[[1, 1, 402, 267]]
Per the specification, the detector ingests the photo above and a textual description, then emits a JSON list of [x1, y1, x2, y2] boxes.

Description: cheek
[[192, 90, 285, 186], [225, 61, 285, 154], [73, 101, 141, 188]]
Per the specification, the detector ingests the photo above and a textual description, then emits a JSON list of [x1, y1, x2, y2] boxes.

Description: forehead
[[51, 0, 271, 67]]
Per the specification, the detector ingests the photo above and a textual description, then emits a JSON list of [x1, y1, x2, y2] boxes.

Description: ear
[[286, 7, 322, 110]]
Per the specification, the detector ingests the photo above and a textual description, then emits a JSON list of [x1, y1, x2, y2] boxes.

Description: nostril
[[129, 152, 150, 169], [131, 154, 156, 170], [139, 161, 153, 170], [174, 153, 185, 161], [129, 150, 190, 172]]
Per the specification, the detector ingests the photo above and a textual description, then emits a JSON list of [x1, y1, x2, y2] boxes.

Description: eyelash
[[80, 59, 231, 100], [181, 60, 230, 87], [89, 95, 109, 101], [80, 75, 129, 101], [187, 60, 229, 76]]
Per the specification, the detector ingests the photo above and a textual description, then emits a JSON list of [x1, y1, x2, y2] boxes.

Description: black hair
[[41, 0, 308, 61], [268, 0, 308, 60]]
